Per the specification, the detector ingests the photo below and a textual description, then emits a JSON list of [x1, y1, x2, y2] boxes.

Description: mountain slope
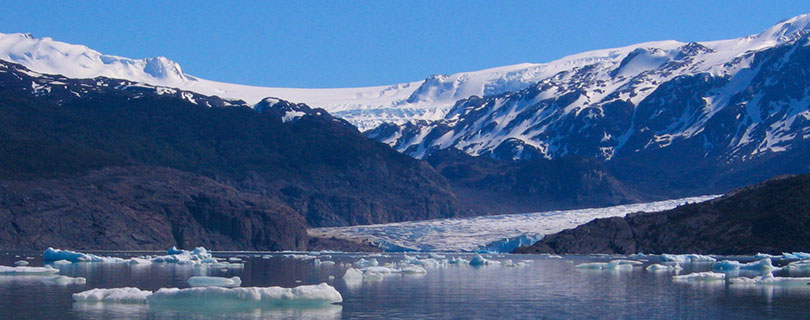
[[514, 174, 810, 255], [0, 60, 465, 232]]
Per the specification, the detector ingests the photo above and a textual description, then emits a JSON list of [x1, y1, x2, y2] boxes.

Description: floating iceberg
[[187, 276, 241, 288], [784, 260, 810, 272], [645, 263, 682, 272], [74, 283, 342, 306], [0, 265, 59, 275], [399, 266, 428, 274], [672, 272, 726, 282], [43, 248, 125, 263], [14, 260, 29, 266], [712, 259, 780, 272], [729, 273, 810, 286], [73, 287, 153, 304], [448, 257, 469, 265], [469, 255, 489, 266], [354, 258, 378, 268], [574, 260, 637, 271], [657, 254, 716, 264], [342, 268, 364, 282], [151, 247, 212, 264], [148, 283, 342, 306], [40, 275, 86, 285]]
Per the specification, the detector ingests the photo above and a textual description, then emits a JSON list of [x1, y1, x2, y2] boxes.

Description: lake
[[1, 251, 808, 319]]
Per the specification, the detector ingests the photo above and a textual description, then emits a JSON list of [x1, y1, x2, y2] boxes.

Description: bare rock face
[[0, 166, 307, 251], [515, 174, 810, 255]]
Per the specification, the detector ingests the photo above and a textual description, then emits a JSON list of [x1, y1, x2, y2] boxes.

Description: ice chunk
[[228, 257, 242, 263], [40, 275, 86, 285], [167, 246, 184, 255], [0, 265, 59, 275], [127, 258, 153, 265], [428, 253, 446, 259], [785, 260, 810, 272], [729, 273, 810, 286], [43, 248, 125, 263], [187, 276, 242, 288], [469, 255, 489, 266], [672, 272, 726, 282], [448, 257, 469, 265], [712, 259, 780, 272], [14, 260, 29, 266], [49, 260, 73, 266], [342, 268, 364, 282], [645, 263, 682, 272], [354, 258, 378, 268], [73, 287, 153, 304], [151, 247, 213, 264], [657, 254, 716, 264], [574, 260, 636, 271], [363, 272, 383, 281], [148, 283, 342, 306], [400, 266, 428, 274]]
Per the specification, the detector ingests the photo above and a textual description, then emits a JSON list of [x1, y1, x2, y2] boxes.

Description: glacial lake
[[2, 251, 810, 319]]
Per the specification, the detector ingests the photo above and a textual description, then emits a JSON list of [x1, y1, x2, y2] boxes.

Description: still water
[[1, 251, 809, 319]]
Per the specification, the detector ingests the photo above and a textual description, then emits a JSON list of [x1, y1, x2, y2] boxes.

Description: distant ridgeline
[[514, 174, 810, 255], [0, 60, 465, 250]]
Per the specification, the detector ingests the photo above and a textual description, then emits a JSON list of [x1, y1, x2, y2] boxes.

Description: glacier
[[308, 195, 718, 252]]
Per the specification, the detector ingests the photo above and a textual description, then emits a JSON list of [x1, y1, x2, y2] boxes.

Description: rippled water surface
[[1, 251, 809, 319]]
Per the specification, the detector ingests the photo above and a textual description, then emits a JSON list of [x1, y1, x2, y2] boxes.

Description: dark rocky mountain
[[514, 174, 810, 255], [0, 60, 465, 250], [424, 149, 640, 214], [0, 166, 307, 251]]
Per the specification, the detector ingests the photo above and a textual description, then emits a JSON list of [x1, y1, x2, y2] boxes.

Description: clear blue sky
[[1, 1, 808, 88]]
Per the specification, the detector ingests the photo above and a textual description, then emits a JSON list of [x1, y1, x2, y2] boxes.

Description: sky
[[1, 1, 809, 88]]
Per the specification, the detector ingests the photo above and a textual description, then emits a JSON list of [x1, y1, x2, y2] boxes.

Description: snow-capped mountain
[[0, 33, 551, 131], [369, 14, 810, 164]]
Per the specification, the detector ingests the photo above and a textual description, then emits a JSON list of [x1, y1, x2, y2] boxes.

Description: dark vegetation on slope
[[514, 174, 810, 255]]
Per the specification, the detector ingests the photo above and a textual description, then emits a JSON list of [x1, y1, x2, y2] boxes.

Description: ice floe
[[0, 265, 59, 275], [712, 259, 780, 272], [655, 254, 716, 264], [187, 276, 242, 288], [575, 260, 640, 271], [73, 283, 342, 306], [14, 260, 29, 266], [729, 273, 810, 286], [43, 248, 126, 263], [73, 287, 153, 304], [672, 272, 726, 282], [645, 263, 682, 272], [40, 275, 87, 285]]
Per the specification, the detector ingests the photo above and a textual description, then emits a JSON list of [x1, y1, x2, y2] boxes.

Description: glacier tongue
[[309, 195, 718, 252]]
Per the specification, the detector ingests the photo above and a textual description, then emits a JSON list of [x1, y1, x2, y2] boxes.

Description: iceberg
[[0, 265, 59, 275], [148, 283, 342, 306], [342, 268, 364, 282], [40, 275, 87, 285], [73, 287, 153, 304], [469, 255, 489, 266], [645, 263, 682, 272], [151, 247, 212, 264], [74, 283, 342, 306], [187, 276, 242, 288], [712, 259, 780, 272], [448, 257, 469, 265], [729, 273, 810, 286], [14, 260, 29, 266], [672, 272, 726, 282], [399, 266, 428, 274], [43, 248, 125, 263], [354, 258, 378, 268], [574, 260, 637, 271], [784, 260, 810, 272], [656, 254, 716, 264]]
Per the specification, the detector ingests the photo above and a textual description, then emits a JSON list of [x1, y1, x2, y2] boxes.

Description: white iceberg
[[14, 260, 29, 266], [342, 268, 364, 282], [148, 283, 342, 306], [657, 254, 716, 264], [712, 259, 780, 272], [354, 258, 378, 268], [0, 265, 59, 275], [672, 272, 726, 282], [448, 257, 469, 265], [784, 260, 810, 272], [41, 275, 87, 285], [645, 263, 683, 272], [73, 287, 153, 304], [400, 266, 428, 274], [729, 273, 810, 286], [574, 260, 636, 271], [151, 247, 212, 264], [187, 276, 242, 288], [43, 248, 125, 263]]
